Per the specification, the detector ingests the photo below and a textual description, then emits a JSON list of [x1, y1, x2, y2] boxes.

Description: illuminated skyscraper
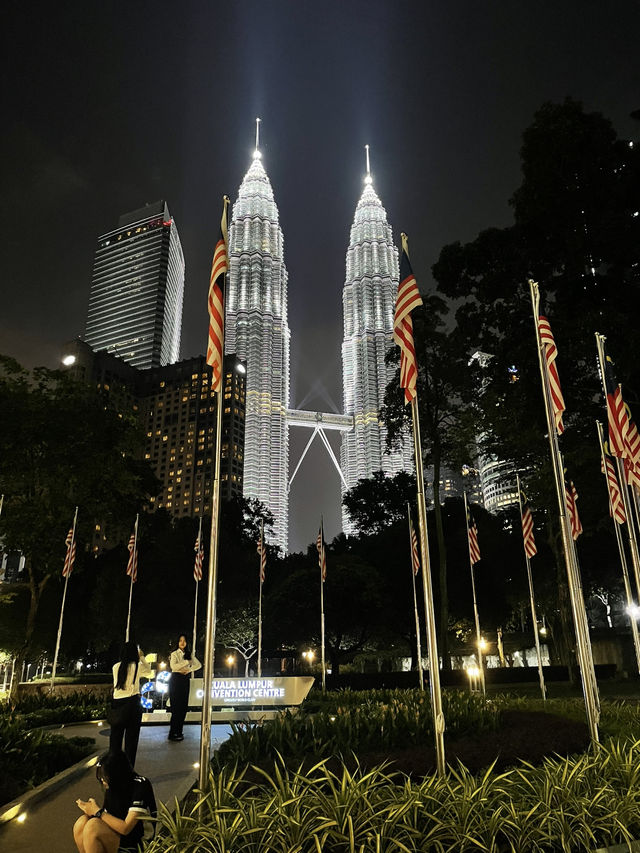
[[225, 138, 291, 551], [341, 151, 412, 533], [85, 201, 184, 369]]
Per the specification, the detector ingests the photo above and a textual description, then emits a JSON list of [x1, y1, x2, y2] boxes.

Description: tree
[[216, 604, 258, 676], [342, 470, 416, 536], [0, 357, 155, 696], [432, 99, 640, 665]]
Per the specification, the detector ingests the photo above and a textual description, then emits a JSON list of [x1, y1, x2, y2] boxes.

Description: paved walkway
[[0, 722, 232, 852]]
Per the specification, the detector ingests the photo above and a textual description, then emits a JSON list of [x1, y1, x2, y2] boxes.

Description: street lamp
[[226, 654, 235, 675], [302, 649, 315, 672], [478, 637, 488, 652]]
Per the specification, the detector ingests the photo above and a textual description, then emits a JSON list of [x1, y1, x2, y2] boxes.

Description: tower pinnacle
[[253, 117, 262, 159], [364, 144, 372, 185]]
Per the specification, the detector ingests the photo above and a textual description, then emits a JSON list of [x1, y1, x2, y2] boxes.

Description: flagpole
[[199, 195, 230, 793], [192, 515, 203, 673], [125, 513, 138, 643], [463, 490, 485, 696], [257, 519, 264, 678], [516, 475, 546, 700], [595, 334, 640, 605], [50, 506, 78, 692], [320, 516, 326, 693], [596, 422, 640, 674], [410, 394, 446, 776], [407, 503, 424, 690], [530, 280, 599, 743]]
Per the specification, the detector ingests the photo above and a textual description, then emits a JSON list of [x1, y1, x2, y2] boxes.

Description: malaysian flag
[[126, 520, 138, 582], [206, 197, 230, 394], [467, 510, 481, 565], [623, 407, 640, 491], [520, 493, 537, 559], [393, 234, 423, 404], [538, 315, 566, 435], [601, 445, 626, 525], [565, 480, 583, 540], [408, 509, 420, 576], [316, 521, 327, 582], [257, 520, 266, 583], [601, 348, 629, 459], [62, 527, 76, 578], [193, 528, 204, 582]]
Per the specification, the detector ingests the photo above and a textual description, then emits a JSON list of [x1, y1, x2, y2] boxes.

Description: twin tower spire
[[225, 122, 410, 551]]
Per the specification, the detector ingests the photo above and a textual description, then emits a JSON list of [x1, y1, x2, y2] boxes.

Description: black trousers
[[109, 695, 143, 767], [169, 673, 190, 737]]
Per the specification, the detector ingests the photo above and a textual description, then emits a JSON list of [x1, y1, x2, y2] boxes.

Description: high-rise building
[[61, 340, 246, 548], [85, 201, 184, 370], [225, 144, 291, 551], [340, 156, 412, 533]]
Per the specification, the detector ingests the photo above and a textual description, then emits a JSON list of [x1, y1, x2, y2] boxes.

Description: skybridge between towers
[[286, 409, 354, 491]]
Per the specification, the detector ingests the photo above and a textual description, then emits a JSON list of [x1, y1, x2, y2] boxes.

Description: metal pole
[[516, 475, 547, 700], [51, 506, 78, 691], [257, 519, 263, 678], [407, 503, 424, 690], [463, 490, 486, 696], [410, 395, 446, 776], [199, 196, 230, 792], [596, 421, 640, 673], [320, 518, 326, 693], [125, 513, 138, 643], [192, 515, 203, 667], [530, 281, 599, 743]]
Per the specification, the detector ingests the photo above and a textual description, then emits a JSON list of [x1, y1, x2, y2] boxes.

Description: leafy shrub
[[215, 689, 500, 768], [149, 740, 640, 852], [0, 691, 108, 727], [0, 715, 95, 804]]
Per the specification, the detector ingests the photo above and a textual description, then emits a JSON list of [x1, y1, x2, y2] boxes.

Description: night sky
[[2, 1, 639, 552]]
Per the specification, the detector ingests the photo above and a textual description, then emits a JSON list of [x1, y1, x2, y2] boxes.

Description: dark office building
[[85, 201, 185, 370]]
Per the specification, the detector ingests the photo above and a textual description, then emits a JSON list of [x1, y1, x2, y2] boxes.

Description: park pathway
[[0, 722, 232, 852]]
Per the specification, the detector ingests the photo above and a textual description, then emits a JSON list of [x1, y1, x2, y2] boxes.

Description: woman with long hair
[[109, 640, 152, 766], [168, 633, 201, 741], [74, 750, 155, 853]]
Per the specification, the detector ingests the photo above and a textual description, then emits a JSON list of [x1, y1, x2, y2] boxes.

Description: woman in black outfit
[[168, 634, 201, 741], [74, 750, 155, 853]]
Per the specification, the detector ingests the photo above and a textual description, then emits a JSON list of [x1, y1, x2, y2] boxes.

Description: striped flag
[[206, 197, 229, 394], [316, 522, 327, 582], [193, 530, 204, 582], [467, 511, 481, 565], [565, 480, 583, 540], [520, 493, 537, 558], [62, 528, 76, 578], [601, 349, 629, 458], [601, 445, 626, 525], [538, 315, 566, 435], [623, 407, 640, 490], [257, 521, 266, 583], [126, 525, 138, 582], [409, 510, 420, 576], [393, 234, 423, 404]]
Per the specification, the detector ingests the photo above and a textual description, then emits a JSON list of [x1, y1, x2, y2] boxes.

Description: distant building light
[[62, 355, 76, 366]]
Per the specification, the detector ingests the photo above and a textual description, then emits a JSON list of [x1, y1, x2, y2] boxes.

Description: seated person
[[73, 750, 155, 853]]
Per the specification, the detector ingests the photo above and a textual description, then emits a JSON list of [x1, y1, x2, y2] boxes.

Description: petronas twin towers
[[225, 134, 409, 551]]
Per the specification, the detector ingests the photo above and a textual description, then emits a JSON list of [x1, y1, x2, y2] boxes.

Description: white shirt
[[169, 649, 201, 674], [112, 658, 153, 699]]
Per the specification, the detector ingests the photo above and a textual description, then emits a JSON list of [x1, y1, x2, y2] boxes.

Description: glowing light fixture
[[62, 355, 76, 366]]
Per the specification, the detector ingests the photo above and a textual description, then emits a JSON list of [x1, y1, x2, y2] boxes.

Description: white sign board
[[188, 675, 314, 707]]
